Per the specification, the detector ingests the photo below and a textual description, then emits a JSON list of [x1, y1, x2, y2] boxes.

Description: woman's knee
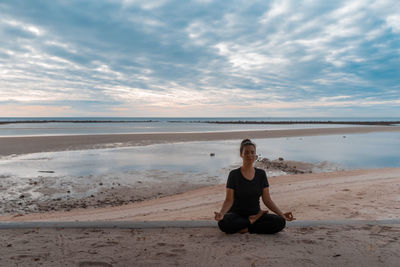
[[263, 214, 286, 234], [218, 213, 249, 234], [218, 220, 236, 234], [275, 215, 286, 232]]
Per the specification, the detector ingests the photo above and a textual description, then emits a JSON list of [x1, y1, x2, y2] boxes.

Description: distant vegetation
[[0, 120, 399, 126], [0, 120, 156, 125], [170, 120, 400, 126]]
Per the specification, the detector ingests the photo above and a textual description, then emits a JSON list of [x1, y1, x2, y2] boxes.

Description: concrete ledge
[[288, 219, 400, 227], [0, 219, 399, 229]]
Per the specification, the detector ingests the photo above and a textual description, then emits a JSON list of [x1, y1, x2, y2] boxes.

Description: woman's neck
[[241, 163, 254, 171]]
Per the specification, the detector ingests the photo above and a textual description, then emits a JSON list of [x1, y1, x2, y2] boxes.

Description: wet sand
[[1, 126, 400, 156], [2, 168, 399, 222], [0, 158, 316, 215]]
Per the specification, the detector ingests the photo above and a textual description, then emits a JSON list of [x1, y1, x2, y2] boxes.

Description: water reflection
[[253, 132, 400, 169], [0, 132, 399, 181], [0, 141, 239, 179]]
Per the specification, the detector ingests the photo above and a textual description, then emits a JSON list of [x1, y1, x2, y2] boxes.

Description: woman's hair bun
[[241, 138, 252, 144], [240, 139, 256, 154]]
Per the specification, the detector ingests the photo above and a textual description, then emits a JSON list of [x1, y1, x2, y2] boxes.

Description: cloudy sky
[[0, 0, 399, 117]]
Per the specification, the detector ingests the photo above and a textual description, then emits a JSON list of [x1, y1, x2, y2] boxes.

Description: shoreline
[[1, 119, 400, 125], [1, 126, 400, 156], [2, 167, 399, 222], [180, 120, 400, 125], [0, 157, 321, 215]]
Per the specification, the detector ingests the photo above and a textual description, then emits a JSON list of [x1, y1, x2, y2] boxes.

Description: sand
[[1, 168, 399, 266], [1, 125, 400, 156], [1, 224, 399, 267], [1, 127, 400, 266]]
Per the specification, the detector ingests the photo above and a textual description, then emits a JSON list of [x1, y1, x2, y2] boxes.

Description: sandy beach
[[1, 168, 399, 222], [1, 224, 399, 266], [1, 126, 399, 266], [1, 125, 400, 156], [1, 167, 399, 266]]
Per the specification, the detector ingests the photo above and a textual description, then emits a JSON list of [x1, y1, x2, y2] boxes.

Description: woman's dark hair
[[240, 139, 256, 154]]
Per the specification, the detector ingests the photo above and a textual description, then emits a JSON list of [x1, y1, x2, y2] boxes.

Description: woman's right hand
[[283, 212, 296, 221], [214, 211, 224, 221]]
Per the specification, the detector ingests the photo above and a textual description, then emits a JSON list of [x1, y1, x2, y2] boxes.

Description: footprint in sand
[[348, 211, 361, 218], [356, 192, 365, 199], [90, 241, 119, 248], [156, 252, 178, 257], [170, 248, 187, 253], [155, 242, 184, 248], [297, 227, 316, 234], [197, 246, 220, 266], [360, 225, 373, 231], [301, 239, 317, 244], [78, 261, 112, 267]]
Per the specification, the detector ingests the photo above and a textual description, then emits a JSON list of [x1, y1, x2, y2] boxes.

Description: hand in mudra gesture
[[214, 212, 223, 222], [283, 212, 296, 221]]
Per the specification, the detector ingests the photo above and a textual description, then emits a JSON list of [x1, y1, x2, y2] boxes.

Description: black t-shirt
[[226, 167, 269, 217]]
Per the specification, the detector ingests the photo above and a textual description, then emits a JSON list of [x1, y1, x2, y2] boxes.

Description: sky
[[0, 0, 399, 117]]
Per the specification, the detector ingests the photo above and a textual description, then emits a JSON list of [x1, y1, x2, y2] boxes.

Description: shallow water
[[0, 141, 237, 178], [253, 132, 400, 169], [0, 131, 399, 207], [1, 132, 399, 180]]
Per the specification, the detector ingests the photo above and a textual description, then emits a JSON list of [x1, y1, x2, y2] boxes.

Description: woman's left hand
[[214, 211, 224, 222], [282, 212, 296, 221]]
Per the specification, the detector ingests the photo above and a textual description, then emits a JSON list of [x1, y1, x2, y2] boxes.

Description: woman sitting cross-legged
[[214, 139, 295, 234]]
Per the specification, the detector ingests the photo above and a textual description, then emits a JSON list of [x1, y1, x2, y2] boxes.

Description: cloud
[[386, 15, 400, 33], [0, 104, 72, 117], [0, 0, 399, 117], [120, 0, 169, 10]]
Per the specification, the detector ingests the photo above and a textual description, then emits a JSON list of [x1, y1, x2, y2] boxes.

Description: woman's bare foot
[[248, 210, 268, 224], [239, 228, 248, 234]]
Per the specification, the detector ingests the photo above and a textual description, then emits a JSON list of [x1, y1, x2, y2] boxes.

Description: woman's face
[[241, 145, 257, 163]]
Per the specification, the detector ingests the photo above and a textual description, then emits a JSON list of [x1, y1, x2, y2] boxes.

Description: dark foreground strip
[[0, 219, 399, 229]]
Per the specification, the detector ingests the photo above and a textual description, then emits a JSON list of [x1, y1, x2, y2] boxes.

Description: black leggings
[[218, 212, 286, 234]]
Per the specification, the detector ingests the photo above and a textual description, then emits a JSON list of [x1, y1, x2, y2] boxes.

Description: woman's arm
[[262, 187, 295, 221], [214, 188, 234, 221], [262, 187, 284, 216]]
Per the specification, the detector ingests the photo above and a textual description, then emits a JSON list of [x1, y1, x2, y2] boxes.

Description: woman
[[214, 139, 295, 234]]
